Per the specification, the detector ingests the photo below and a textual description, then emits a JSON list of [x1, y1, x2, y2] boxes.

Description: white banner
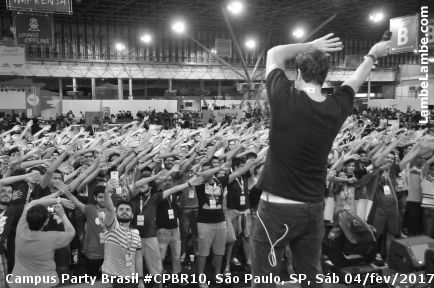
[[0, 44, 25, 74]]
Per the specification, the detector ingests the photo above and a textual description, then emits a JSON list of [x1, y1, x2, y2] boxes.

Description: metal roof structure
[[1, 0, 422, 37]]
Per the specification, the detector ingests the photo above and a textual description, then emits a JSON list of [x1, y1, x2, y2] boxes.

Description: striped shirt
[[421, 175, 434, 209], [101, 219, 141, 277]]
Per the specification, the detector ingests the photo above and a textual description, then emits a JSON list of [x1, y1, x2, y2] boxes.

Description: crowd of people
[[0, 33, 433, 288], [0, 105, 432, 287]]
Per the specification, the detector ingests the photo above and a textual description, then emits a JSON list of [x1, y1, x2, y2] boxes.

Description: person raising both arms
[[251, 33, 391, 288]]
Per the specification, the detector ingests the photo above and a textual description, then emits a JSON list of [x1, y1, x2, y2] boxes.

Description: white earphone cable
[[256, 210, 289, 267]]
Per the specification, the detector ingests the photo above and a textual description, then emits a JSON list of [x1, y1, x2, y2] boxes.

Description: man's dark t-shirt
[[196, 175, 229, 223], [156, 194, 179, 230], [226, 174, 250, 211], [257, 69, 355, 203], [0, 204, 24, 272], [132, 192, 163, 238]]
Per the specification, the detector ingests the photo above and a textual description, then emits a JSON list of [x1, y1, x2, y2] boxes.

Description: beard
[[0, 200, 10, 206], [117, 216, 132, 223]]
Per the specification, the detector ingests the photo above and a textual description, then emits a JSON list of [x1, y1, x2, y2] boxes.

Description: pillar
[[72, 77, 77, 100], [217, 80, 222, 96], [118, 78, 123, 100], [128, 78, 133, 99], [91, 78, 96, 100], [59, 78, 63, 115]]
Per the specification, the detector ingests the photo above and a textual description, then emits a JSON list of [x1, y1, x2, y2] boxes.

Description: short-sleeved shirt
[[421, 175, 434, 209], [226, 175, 250, 211], [131, 192, 163, 238], [195, 175, 229, 223], [0, 204, 24, 262], [257, 69, 354, 203], [101, 219, 141, 277], [178, 171, 198, 209], [82, 205, 105, 259], [10, 205, 74, 288], [374, 166, 400, 205], [156, 194, 179, 230]]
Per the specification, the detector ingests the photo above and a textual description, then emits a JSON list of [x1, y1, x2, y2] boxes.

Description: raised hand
[[53, 204, 66, 217], [105, 179, 118, 194], [220, 161, 231, 172], [12, 190, 23, 200], [11, 125, 21, 132], [60, 198, 75, 210], [311, 33, 343, 53], [189, 176, 204, 186], [368, 40, 392, 59]]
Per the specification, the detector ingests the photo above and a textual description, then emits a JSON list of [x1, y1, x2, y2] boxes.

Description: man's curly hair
[[295, 49, 329, 86]]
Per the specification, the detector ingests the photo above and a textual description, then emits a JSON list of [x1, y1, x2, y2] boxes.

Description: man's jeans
[[157, 228, 182, 274], [251, 199, 324, 288], [423, 208, 434, 239], [179, 208, 198, 256]]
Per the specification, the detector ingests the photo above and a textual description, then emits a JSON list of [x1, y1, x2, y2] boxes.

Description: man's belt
[[261, 191, 306, 204]]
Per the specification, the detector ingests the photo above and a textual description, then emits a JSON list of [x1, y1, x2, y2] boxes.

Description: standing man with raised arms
[[251, 33, 391, 288]]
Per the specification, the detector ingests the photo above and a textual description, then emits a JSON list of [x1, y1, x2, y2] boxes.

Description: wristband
[[188, 182, 192, 188], [56, 197, 61, 204], [364, 54, 377, 62]]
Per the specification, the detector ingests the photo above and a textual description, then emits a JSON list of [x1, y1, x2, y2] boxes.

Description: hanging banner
[[0, 44, 25, 74], [389, 14, 419, 54], [15, 13, 53, 46], [26, 88, 41, 118], [7, 0, 72, 14]]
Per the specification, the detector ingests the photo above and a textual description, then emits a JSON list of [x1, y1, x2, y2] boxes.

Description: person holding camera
[[9, 193, 75, 288]]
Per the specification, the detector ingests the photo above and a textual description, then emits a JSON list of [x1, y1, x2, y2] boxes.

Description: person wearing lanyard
[[131, 175, 165, 288], [130, 173, 204, 288], [364, 151, 402, 265], [224, 158, 261, 273], [63, 185, 106, 278], [101, 178, 144, 288], [0, 172, 39, 287], [194, 159, 260, 288]]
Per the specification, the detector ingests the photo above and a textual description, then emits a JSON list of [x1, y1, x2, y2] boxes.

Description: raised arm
[[422, 154, 434, 179], [266, 33, 342, 77], [219, 145, 244, 161], [103, 179, 117, 228], [342, 40, 390, 93], [63, 189, 86, 214], [0, 172, 38, 186], [179, 151, 198, 175], [162, 176, 204, 199], [228, 158, 261, 183], [75, 162, 101, 192], [198, 162, 230, 178], [40, 148, 72, 188]]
